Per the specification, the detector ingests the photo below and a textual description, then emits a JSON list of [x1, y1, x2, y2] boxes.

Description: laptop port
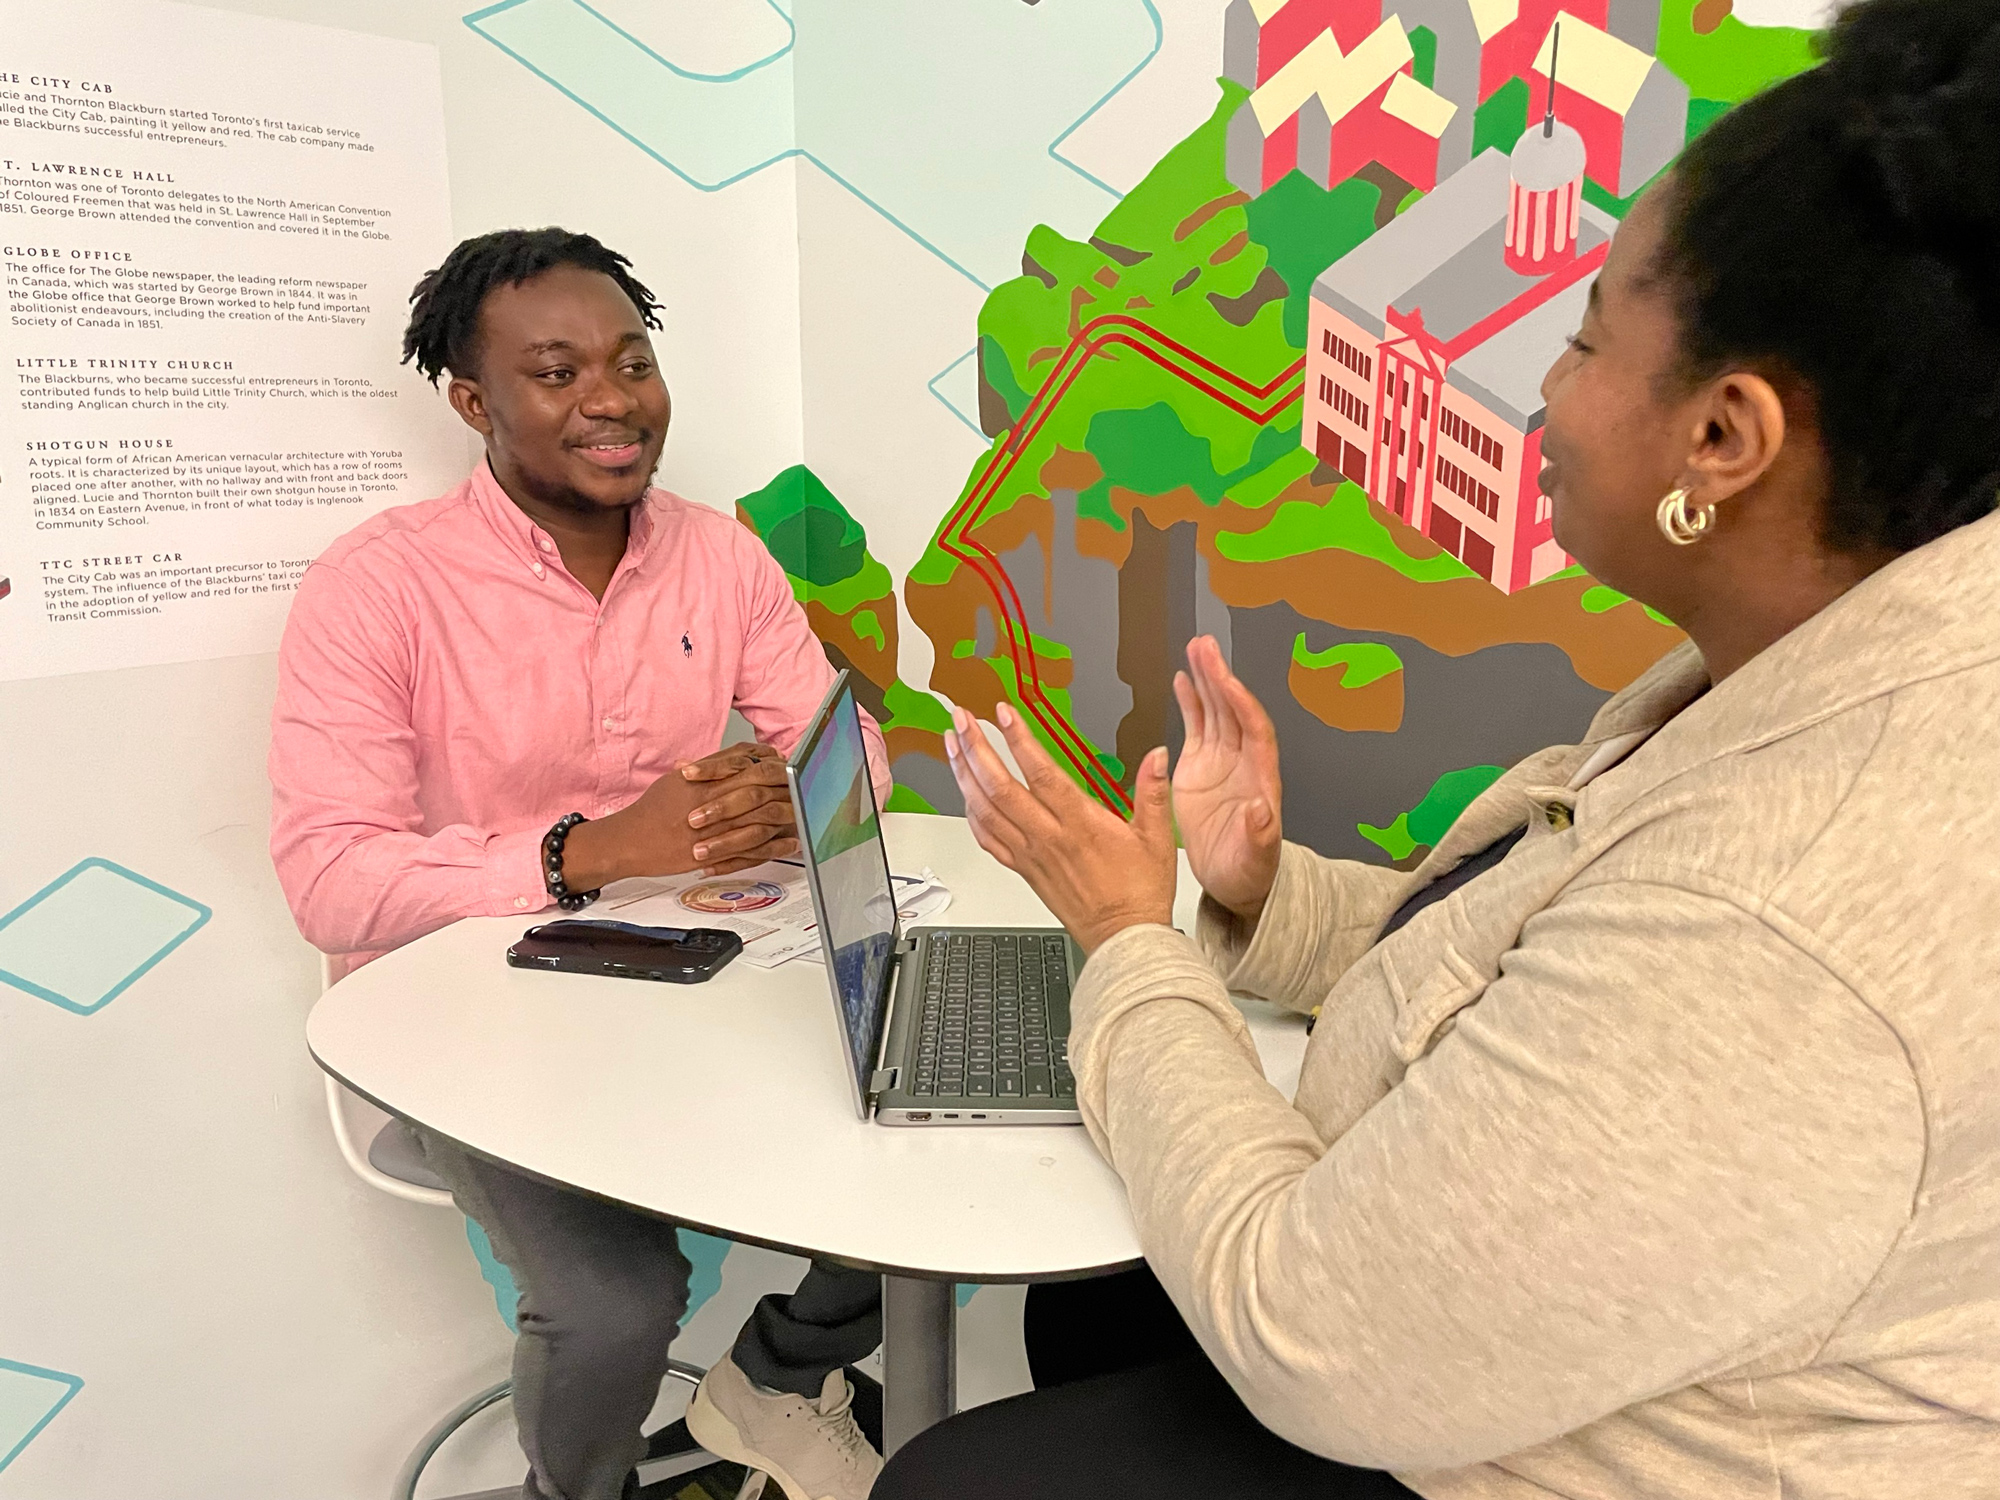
[[906, 1111, 932, 1122], [942, 1113, 959, 1119], [970, 1113, 987, 1120]]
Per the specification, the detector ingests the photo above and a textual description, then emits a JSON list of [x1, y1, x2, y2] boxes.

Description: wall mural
[[731, 0, 1822, 867]]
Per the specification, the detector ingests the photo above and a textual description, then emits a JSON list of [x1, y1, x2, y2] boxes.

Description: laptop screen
[[790, 675, 898, 1108]]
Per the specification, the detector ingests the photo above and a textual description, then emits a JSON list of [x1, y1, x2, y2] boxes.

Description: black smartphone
[[506, 920, 743, 984]]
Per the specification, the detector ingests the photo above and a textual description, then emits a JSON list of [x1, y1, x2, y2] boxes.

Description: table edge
[[310, 1041, 1145, 1286]]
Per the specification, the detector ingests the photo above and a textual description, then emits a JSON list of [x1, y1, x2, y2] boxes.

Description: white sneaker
[[686, 1355, 883, 1500]]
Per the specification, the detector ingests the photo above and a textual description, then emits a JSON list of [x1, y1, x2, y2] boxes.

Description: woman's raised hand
[[1172, 636, 1282, 924], [944, 703, 1177, 955]]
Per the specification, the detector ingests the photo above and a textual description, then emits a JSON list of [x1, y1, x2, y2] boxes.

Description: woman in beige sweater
[[876, 1, 2000, 1497]]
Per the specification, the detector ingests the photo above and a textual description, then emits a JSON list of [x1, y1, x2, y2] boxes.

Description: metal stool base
[[401, 1358, 759, 1500]]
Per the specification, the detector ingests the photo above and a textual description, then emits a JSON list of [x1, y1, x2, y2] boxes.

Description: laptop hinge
[[869, 1067, 899, 1095]]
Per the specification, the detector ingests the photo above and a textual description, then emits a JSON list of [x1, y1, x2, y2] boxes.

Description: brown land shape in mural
[[1040, 446, 1104, 493], [1058, 460, 1682, 693], [1289, 657, 1406, 732], [1693, 0, 1734, 34], [1175, 190, 1248, 242], [907, 442, 1679, 770], [1090, 236, 1151, 266], [1209, 229, 1250, 265], [1067, 285, 1095, 337], [885, 724, 944, 764], [805, 595, 898, 692], [1210, 265, 1288, 327], [1352, 162, 1417, 229], [1203, 535, 1680, 694]]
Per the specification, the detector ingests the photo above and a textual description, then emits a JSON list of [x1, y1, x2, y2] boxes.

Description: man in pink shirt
[[270, 228, 891, 1500]]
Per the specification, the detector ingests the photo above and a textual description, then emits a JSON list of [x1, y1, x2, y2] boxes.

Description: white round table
[[307, 813, 1309, 1452]]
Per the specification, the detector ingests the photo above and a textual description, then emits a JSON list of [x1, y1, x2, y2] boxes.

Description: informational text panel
[[1, 0, 463, 681]]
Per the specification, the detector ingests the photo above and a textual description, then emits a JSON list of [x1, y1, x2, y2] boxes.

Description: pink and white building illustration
[[1301, 117, 1611, 594], [1225, 16, 1458, 196]]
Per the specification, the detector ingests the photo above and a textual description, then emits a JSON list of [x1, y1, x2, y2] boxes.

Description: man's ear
[[446, 374, 493, 438], [1682, 369, 1787, 506]]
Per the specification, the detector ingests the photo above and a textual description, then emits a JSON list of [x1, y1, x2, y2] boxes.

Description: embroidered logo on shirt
[[681, 632, 693, 658]]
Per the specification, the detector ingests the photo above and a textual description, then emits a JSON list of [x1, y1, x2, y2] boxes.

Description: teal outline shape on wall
[[0, 1357, 83, 1475], [928, 346, 987, 438], [0, 858, 210, 1016], [461, 0, 1163, 292], [568, 0, 796, 85]]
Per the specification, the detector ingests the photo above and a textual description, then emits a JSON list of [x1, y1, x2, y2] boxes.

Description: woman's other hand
[[944, 702, 1176, 955], [1173, 635, 1282, 925]]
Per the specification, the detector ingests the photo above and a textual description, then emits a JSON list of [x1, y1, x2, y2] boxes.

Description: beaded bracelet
[[542, 812, 602, 912]]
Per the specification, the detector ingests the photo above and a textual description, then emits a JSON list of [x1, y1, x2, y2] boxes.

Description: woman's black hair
[[400, 227, 662, 385], [1656, 0, 2000, 555]]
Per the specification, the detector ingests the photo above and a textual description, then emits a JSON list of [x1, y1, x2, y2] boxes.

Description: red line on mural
[[937, 312, 1305, 812]]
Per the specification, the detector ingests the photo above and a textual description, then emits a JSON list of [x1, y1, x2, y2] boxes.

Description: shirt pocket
[[1380, 942, 1490, 1064]]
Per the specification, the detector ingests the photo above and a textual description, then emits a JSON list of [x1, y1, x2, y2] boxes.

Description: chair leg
[[396, 1362, 760, 1500], [394, 1379, 512, 1500], [663, 1357, 706, 1390]]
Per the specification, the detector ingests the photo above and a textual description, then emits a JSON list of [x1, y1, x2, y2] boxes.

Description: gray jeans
[[415, 1127, 882, 1500]]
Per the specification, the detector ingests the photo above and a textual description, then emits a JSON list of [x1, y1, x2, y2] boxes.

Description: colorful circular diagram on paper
[[678, 879, 787, 914]]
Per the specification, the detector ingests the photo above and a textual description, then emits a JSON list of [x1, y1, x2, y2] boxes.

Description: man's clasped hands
[[557, 738, 803, 892]]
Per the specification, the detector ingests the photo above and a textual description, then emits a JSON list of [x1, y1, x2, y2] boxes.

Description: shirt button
[[514, 896, 531, 909], [537, 537, 554, 553], [601, 717, 615, 731], [532, 563, 545, 578]]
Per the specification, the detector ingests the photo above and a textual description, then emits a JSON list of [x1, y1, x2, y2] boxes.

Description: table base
[[881, 1275, 957, 1455]]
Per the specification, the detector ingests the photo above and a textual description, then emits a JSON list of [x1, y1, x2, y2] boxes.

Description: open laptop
[[787, 671, 1083, 1126]]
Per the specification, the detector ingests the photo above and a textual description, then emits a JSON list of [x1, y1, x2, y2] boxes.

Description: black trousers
[[873, 1268, 1421, 1500]]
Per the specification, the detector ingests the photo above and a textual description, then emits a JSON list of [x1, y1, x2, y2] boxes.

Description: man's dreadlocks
[[400, 227, 662, 385]]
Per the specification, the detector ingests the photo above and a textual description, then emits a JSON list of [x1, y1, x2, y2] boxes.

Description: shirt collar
[[469, 458, 662, 579]]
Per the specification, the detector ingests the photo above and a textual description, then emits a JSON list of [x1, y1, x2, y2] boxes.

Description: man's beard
[[511, 449, 655, 516]]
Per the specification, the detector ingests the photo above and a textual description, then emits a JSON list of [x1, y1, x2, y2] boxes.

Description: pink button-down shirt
[[270, 462, 891, 970]]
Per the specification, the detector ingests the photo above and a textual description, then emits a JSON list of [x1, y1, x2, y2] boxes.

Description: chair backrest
[[320, 952, 455, 1207]]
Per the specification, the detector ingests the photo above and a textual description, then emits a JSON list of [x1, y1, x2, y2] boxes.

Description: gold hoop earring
[[1656, 486, 1715, 546]]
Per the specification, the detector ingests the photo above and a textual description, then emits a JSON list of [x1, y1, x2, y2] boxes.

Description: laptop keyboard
[[910, 933, 1075, 1101]]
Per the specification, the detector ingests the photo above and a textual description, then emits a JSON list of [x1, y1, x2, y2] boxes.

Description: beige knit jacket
[[1072, 510, 2000, 1499]]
